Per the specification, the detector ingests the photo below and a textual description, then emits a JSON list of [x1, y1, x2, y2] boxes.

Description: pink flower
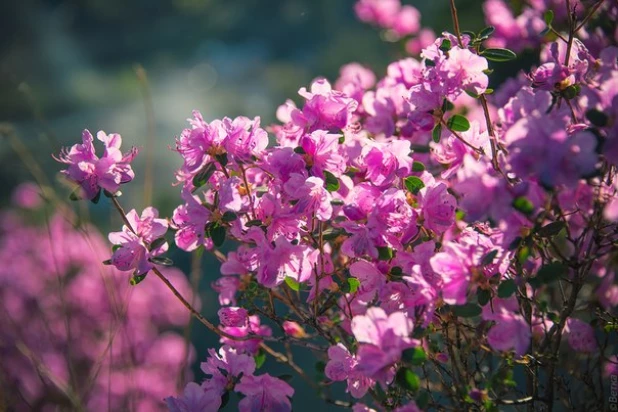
[[54, 130, 137, 200], [420, 182, 457, 234], [483, 298, 531, 356], [391, 5, 421, 37], [565, 318, 597, 352], [236, 374, 294, 412], [442, 46, 490, 97], [165, 382, 221, 412], [282, 321, 307, 338], [351, 307, 415, 383], [325, 343, 374, 398], [11, 182, 43, 209], [284, 174, 333, 221], [108, 207, 168, 276], [172, 189, 212, 252], [220, 315, 272, 354], [218, 307, 249, 327]]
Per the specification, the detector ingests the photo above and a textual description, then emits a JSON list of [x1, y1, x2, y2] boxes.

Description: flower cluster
[[0, 184, 196, 410], [47, 0, 618, 410]]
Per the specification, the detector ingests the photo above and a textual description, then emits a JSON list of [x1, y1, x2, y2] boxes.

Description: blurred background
[[0, 0, 485, 410]]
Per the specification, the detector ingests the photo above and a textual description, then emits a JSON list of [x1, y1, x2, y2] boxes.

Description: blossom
[[171, 189, 212, 252], [218, 307, 249, 327], [236, 374, 294, 412], [54, 130, 137, 200], [165, 382, 220, 412], [565, 318, 597, 352], [351, 307, 415, 383], [483, 298, 531, 356], [325, 343, 374, 398], [108, 207, 168, 275]]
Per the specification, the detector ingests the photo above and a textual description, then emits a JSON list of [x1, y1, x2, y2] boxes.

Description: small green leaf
[[439, 38, 452, 52], [451, 303, 482, 318], [543, 10, 554, 25], [338, 135, 345, 144], [478, 26, 495, 40], [529, 261, 568, 288], [330, 199, 344, 206], [69, 188, 81, 201], [324, 170, 340, 192], [150, 237, 167, 251], [347, 277, 360, 294], [222, 211, 238, 222], [245, 219, 263, 227], [209, 224, 226, 247], [219, 391, 230, 410], [130, 273, 148, 285], [481, 250, 499, 266], [465, 90, 480, 99], [512, 196, 534, 215], [446, 115, 471, 132], [293, 146, 306, 154], [150, 256, 174, 266], [477, 288, 491, 306], [285, 276, 301, 291], [432, 122, 442, 143], [442, 99, 455, 112], [395, 368, 420, 392], [412, 161, 426, 172], [562, 84, 581, 100], [377, 246, 394, 261], [192, 163, 217, 188], [547, 312, 560, 324], [498, 279, 517, 298], [401, 347, 427, 365], [90, 189, 101, 204], [586, 109, 608, 127], [390, 266, 403, 278], [404, 176, 425, 195], [537, 221, 565, 238], [254, 349, 266, 369], [112, 244, 122, 252], [482, 48, 517, 62], [215, 153, 228, 167]]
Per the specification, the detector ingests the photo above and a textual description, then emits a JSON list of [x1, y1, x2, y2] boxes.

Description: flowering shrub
[[39, 0, 618, 410], [0, 184, 197, 410]]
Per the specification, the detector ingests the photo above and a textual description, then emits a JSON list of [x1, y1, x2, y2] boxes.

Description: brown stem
[[575, 0, 605, 32], [449, 0, 463, 47]]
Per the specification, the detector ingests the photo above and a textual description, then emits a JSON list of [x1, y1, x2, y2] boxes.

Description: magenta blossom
[[108, 207, 168, 276], [236, 374, 294, 412], [54, 130, 137, 200]]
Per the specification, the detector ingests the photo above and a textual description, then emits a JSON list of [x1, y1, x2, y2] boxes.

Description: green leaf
[[338, 135, 345, 144], [481, 250, 499, 266], [112, 244, 122, 252], [69, 188, 81, 201], [150, 256, 174, 266], [245, 219, 263, 227], [412, 161, 426, 172], [285, 276, 301, 291], [451, 303, 482, 318], [222, 211, 238, 222], [446, 115, 471, 132], [512, 196, 534, 215], [439, 38, 452, 52], [390, 266, 403, 278], [404, 176, 425, 195], [324, 170, 340, 192], [401, 347, 427, 366], [192, 163, 217, 188], [498, 279, 517, 298], [330, 199, 344, 206], [547, 312, 560, 324], [150, 237, 167, 251], [219, 391, 230, 410], [347, 277, 360, 294], [442, 99, 455, 112], [130, 273, 148, 285], [562, 84, 581, 100], [477, 288, 491, 306], [254, 349, 266, 369], [395, 368, 420, 392], [432, 122, 442, 143], [215, 153, 228, 167], [465, 90, 480, 99], [293, 146, 306, 154], [90, 189, 101, 204], [543, 10, 554, 25], [537, 221, 565, 238], [482, 48, 517, 62], [478, 26, 495, 40], [529, 261, 568, 288], [377, 246, 394, 261], [586, 109, 608, 127], [209, 224, 226, 247], [416, 391, 430, 409]]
